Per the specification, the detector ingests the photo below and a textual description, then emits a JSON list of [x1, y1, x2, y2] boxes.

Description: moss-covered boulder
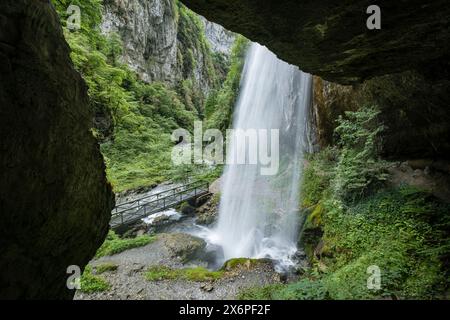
[[221, 258, 272, 271], [158, 233, 207, 263]]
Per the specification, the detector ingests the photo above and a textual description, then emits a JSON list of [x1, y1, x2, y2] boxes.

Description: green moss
[[307, 203, 324, 227], [301, 148, 338, 208], [145, 265, 224, 282], [183, 267, 224, 281], [94, 263, 119, 274], [239, 278, 328, 300], [206, 36, 250, 132], [95, 231, 156, 258], [80, 266, 110, 293], [221, 258, 263, 271], [145, 266, 179, 281], [238, 284, 283, 300]]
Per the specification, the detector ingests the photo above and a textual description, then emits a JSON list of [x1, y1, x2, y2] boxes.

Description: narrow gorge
[[0, 0, 449, 301]]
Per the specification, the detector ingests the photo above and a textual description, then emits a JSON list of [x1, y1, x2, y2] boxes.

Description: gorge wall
[[0, 0, 113, 299], [101, 0, 235, 93]]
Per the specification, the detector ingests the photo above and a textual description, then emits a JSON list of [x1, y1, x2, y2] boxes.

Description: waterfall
[[210, 43, 313, 270]]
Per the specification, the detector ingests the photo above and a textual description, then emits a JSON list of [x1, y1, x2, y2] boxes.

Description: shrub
[[94, 263, 119, 274], [332, 106, 389, 202]]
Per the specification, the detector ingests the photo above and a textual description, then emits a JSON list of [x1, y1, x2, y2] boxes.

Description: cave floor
[[74, 234, 282, 300]]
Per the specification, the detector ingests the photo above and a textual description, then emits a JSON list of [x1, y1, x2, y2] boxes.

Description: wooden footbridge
[[110, 181, 210, 230]]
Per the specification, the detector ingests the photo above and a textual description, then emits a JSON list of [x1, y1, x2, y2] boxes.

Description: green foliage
[[183, 267, 224, 281], [145, 266, 224, 282], [333, 106, 389, 202], [53, 0, 103, 45], [238, 284, 283, 300], [239, 279, 327, 300], [322, 186, 449, 299], [206, 36, 250, 131], [53, 0, 247, 192], [80, 265, 110, 293], [301, 148, 338, 208], [145, 265, 179, 281], [263, 105, 450, 301], [95, 231, 156, 258]]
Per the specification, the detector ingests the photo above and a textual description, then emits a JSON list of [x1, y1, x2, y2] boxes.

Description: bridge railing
[[110, 181, 210, 227]]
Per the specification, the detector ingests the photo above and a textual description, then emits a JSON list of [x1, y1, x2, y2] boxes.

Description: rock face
[[0, 0, 113, 299], [181, 0, 450, 84], [101, 0, 179, 83], [312, 71, 450, 159], [200, 17, 235, 56], [196, 194, 220, 225], [101, 0, 235, 89]]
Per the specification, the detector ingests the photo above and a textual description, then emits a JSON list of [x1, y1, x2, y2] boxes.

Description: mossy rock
[[179, 201, 196, 215], [159, 233, 206, 263], [221, 258, 271, 271], [145, 265, 224, 282]]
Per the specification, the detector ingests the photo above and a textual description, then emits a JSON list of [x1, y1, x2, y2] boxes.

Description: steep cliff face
[[101, 0, 235, 92], [200, 17, 236, 56], [0, 0, 113, 299], [101, 0, 178, 83], [181, 0, 450, 84]]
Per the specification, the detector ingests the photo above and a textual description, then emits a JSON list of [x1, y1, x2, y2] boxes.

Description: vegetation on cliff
[[242, 106, 450, 300], [53, 0, 247, 192]]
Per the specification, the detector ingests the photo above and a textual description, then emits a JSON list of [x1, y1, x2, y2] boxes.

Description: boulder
[[158, 233, 207, 263]]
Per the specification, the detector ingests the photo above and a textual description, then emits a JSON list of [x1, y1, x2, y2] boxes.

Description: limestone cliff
[[0, 0, 113, 299], [101, 0, 235, 92]]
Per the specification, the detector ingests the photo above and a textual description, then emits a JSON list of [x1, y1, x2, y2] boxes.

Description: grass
[[145, 266, 224, 282], [95, 231, 156, 258], [80, 266, 110, 293], [239, 279, 328, 300], [94, 263, 119, 274], [221, 258, 264, 271]]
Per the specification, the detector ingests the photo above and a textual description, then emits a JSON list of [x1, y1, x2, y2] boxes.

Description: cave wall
[[181, 0, 450, 159], [312, 71, 450, 160], [181, 0, 450, 84], [0, 0, 113, 299]]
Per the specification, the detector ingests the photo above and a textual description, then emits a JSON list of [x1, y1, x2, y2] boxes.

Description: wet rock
[[180, 202, 196, 215], [196, 194, 220, 225]]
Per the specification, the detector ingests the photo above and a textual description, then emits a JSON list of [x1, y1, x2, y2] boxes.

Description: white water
[[201, 43, 313, 270]]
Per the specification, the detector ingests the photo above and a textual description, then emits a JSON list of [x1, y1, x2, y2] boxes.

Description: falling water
[[206, 43, 313, 270]]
